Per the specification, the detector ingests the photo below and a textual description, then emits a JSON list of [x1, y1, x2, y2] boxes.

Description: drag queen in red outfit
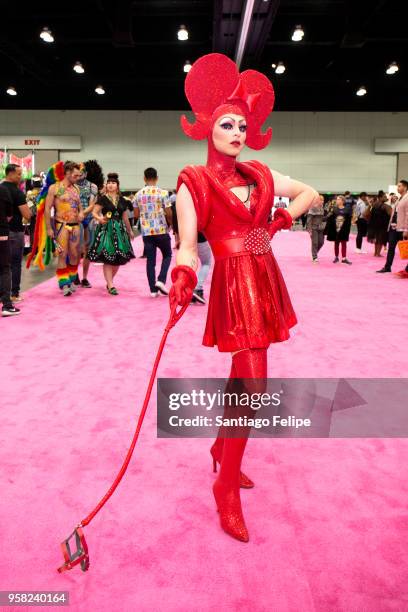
[[169, 54, 318, 542]]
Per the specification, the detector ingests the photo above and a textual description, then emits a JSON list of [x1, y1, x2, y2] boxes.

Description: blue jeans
[[9, 231, 25, 297], [143, 234, 172, 292], [196, 241, 212, 290]]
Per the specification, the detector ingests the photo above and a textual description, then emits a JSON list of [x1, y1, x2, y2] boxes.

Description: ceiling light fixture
[[40, 27, 54, 43], [95, 85, 105, 95], [271, 63, 276, 69], [183, 60, 191, 73], [6, 86, 17, 96], [275, 62, 286, 74], [386, 62, 399, 75], [356, 86, 367, 97], [291, 25, 304, 42], [73, 61, 85, 74], [178, 25, 189, 41]]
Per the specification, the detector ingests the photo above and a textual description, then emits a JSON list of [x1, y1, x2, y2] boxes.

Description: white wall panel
[[0, 110, 406, 192]]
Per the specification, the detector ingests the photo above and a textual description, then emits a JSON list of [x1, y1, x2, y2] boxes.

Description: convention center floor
[[1, 232, 407, 611]]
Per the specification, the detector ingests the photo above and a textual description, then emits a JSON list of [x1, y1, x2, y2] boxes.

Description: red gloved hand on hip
[[268, 208, 293, 239], [169, 265, 198, 308]]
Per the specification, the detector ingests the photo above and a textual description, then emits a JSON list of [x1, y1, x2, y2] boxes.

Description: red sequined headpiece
[[180, 53, 275, 150]]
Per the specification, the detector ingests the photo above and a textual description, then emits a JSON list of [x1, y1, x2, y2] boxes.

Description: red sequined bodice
[[177, 160, 274, 242], [177, 159, 297, 352]]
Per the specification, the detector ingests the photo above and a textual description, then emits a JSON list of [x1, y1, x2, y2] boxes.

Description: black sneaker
[[341, 258, 352, 265], [192, 289, 206, 304], [73, 277, 81, 286], [81, 279, 92, 288], [333, 257, 339, 263], [2, 305, 21, 317], [376, 267, 391, 273]]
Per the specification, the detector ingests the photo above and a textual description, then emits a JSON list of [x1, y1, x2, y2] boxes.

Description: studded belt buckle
[[244, 227, 271, 255]]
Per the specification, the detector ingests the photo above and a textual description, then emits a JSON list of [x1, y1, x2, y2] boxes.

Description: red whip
[[57, 301, 190, 573]]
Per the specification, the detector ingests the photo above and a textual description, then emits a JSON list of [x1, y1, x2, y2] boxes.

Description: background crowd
[[303, 184, 408, 272], [1, 160, 407, 319]]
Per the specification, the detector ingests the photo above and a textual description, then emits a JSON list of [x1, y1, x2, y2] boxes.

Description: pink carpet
[[1, 232, 408, 612]]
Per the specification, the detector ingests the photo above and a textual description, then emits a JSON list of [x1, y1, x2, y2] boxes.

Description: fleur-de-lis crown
[[180, 53, 275, 150]]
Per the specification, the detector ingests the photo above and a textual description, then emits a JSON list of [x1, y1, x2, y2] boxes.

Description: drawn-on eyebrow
[[219, 116, 247, 124]]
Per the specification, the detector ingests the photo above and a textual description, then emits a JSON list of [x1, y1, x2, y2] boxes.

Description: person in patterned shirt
[[77, 163, 99, 288], [134, 167, 173, 296]]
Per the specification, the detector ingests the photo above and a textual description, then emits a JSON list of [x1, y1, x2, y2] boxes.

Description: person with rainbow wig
[[43, 161, 84, 296]]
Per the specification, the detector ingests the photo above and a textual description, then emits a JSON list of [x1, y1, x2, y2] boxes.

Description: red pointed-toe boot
[[212, 348, 267, 542], [212, 437, 250, 542]]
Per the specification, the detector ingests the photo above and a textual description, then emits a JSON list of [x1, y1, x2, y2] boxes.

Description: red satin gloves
[[169, 265, 198, 307], [268, 208, 293, 239]]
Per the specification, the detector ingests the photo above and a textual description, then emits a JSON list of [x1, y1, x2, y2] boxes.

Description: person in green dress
[[88, 173, 135, 295]]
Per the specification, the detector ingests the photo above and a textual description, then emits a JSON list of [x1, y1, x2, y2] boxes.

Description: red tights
[[216, 348, 267, 486], [212, 348, 267, 541]]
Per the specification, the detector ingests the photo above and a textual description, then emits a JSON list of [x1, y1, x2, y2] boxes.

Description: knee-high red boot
[[212, 348, 267, 542]]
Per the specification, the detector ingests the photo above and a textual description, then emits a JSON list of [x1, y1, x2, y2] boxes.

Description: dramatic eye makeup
[[219, 117, 247, 133], [220, 121, 233, 130]]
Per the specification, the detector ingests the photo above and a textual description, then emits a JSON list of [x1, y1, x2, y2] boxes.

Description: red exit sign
[[24, 139, 40, 145]]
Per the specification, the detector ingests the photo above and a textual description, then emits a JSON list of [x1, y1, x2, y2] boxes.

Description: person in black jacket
[[2, 164, 32, 301], [0, 183, 20, 316], [367, 193, 389, 257], [324, 195, 352, 264]]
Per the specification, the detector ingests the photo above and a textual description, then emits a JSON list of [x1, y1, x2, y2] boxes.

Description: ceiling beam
[[213, 0, 245, 56], [133, 0, 211, 17], [241, 0, 280, 69], [212, 0, 225, 52], [235, 0, 256, 68], [0, 40, 51, 86], [340, 0, 388, 48], [113, 0, 134, 47]]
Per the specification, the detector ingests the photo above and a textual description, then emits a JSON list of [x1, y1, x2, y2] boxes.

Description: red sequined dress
[[177, 159, 297, 352]]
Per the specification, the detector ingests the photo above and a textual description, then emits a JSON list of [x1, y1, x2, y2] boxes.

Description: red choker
[[206, 137, 248, 188]]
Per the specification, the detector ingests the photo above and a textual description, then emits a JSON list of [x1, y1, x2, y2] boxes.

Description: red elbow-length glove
[[169, 265, 198, 308], [268, 208, 293, 239]]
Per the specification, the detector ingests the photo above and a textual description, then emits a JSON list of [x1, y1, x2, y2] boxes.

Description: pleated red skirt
[[203, 250, 297, 352]]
